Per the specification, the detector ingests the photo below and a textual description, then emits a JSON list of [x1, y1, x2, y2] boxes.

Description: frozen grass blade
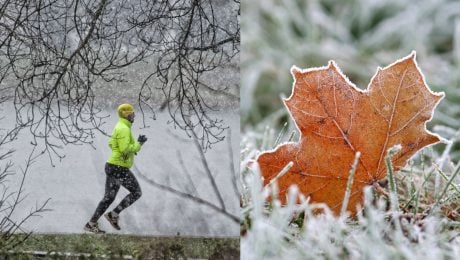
[[384, 145, 404, 240], [266, 161, 294, 187], [273, 122, 288, 147], [262, 125, 270, 151], [385, 145, 401, 212], [434, 166, 460, 195], [340, 152, 360, 216], [402, 171, 433, 213], [435, 162, 460, 206], [287, 130, 296, 142]]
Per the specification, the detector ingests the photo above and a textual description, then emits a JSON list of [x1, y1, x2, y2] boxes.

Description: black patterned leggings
[[90, 163, 142, 223]]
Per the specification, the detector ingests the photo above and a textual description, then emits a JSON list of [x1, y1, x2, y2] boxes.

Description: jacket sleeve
[[117, 127, 141, 155]]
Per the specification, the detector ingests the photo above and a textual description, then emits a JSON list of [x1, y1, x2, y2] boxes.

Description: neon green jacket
[[107, 118, 141, 168]]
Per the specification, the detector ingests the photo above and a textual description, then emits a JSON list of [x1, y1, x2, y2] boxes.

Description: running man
[[84, 103, 147, 234]]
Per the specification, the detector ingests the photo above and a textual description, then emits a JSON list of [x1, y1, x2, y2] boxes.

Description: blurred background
[[242, 0, 460, 158]]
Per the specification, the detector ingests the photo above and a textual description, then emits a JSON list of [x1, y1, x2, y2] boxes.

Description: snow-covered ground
[[2, 105, 239, 237]]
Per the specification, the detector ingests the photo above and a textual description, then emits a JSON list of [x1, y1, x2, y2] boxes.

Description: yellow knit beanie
[[117, 103, 134, 118]]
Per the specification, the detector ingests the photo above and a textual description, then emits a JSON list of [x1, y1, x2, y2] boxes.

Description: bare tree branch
[[191, 128, 225, 210], [134, 165, 238, 224], [133, 127, 239, 225], [0, 0, 239, 156], [0, 147, 50, 251]]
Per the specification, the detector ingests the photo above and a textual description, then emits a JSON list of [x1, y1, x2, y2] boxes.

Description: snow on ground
[[2, 105, 239, 237]]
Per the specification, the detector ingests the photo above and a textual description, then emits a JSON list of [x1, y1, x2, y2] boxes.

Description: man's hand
[[138, 134, 147, 145]]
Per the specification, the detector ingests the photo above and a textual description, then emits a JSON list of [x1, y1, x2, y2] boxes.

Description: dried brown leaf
[[257, 53, 444, 215]]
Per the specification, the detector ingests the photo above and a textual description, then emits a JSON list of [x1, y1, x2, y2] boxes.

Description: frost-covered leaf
[[257, 52, 444, 215]]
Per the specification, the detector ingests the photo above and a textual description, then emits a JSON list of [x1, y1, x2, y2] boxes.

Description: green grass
[[2, 234, 239, 259]]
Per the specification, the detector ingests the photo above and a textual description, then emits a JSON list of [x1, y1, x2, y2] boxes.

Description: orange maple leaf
[[256, 52, 444, 215]]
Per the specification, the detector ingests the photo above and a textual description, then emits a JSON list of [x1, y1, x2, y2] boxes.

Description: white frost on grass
[[242, 168, 460, 259]]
